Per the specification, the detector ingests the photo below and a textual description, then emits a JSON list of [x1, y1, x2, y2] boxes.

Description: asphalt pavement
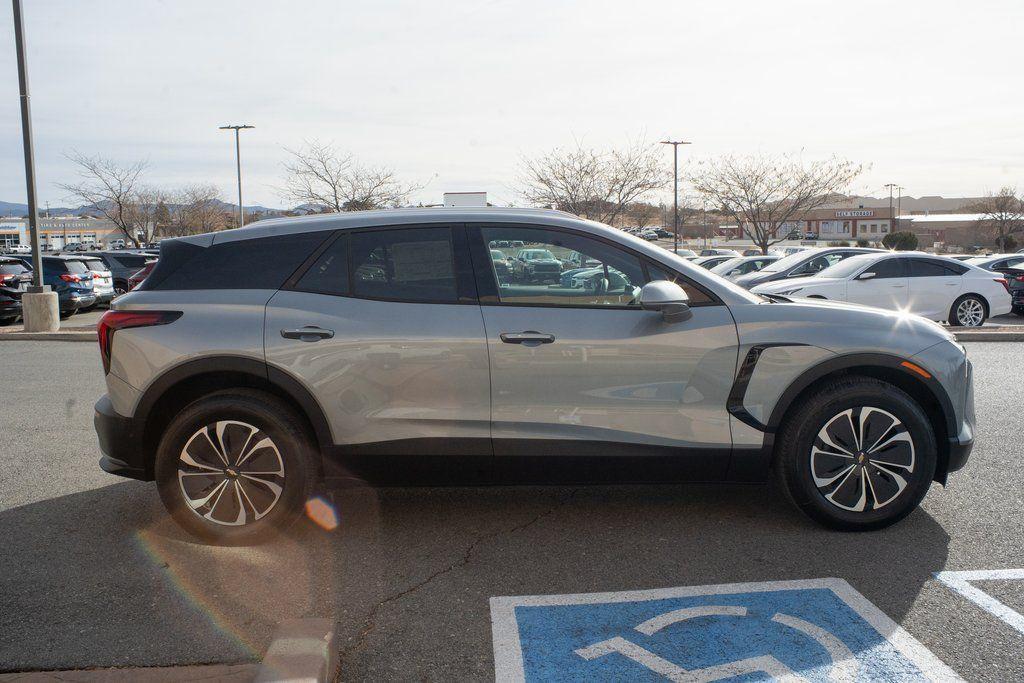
[[0, 342, 1022, 680]]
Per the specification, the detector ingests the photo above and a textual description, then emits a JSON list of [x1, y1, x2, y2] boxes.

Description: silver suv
[[93, 208, 974, 543]]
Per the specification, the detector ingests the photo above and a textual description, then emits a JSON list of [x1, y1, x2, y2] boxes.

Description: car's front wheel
[[774, 377, 936, 531], [950, 294, 987, 327], [155, 389, 317, 544]]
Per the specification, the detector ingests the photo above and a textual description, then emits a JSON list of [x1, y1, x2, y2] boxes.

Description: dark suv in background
[[14, 254, 97, 318], [82, 251, 157, 296], [0, 257, 32, 324]]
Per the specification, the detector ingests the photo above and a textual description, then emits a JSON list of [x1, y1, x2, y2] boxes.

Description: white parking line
[[935, 569, 1024, 636]]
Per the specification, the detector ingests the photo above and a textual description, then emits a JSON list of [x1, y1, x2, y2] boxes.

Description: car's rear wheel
[[950, 294, 987, 327], [155, 389, 317, 544], [774, 377, 936, 531]]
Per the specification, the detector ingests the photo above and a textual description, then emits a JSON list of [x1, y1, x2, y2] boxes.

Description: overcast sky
[[1, 0, 1022, 209]]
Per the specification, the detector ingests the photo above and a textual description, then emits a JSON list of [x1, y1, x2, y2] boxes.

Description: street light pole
[[660, 139, 691, 254], [12, 0, 43, 287], [896, 185, 904, 232], [885, 183, 898, 237], [219, 124, 254, 227]]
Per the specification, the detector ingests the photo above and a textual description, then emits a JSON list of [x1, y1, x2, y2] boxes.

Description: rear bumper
[[94, 394, 151, 481]]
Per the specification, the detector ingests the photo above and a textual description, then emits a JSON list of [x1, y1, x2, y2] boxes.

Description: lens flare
[[305, 495, 339, 531]]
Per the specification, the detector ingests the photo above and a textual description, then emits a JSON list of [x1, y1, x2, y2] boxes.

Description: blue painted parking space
[[491, 578, 960, 682]]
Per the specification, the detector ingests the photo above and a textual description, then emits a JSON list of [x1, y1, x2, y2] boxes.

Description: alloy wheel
[[177, 420, 285, 526], [809, 407, 915, 512], [956, 298, 984, 327]]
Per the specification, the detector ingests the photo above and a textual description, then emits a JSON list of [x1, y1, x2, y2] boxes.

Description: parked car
[[692, 255, 736, 270], [699, 248, 740, 257], [128, 261, 156, 290], [771, 246, 815, 257], [803, 232, 819, 240], [638, 230, 659, 241], [0, 257, 32, 324], [3, 243, 31, 255], [512, 248, 563, 283], [96, 208, 975, 543], [733, 247, 882, 289], [81, 251, 156, 295], [751, 252, 1011, 327], [490, 249, 512, 281], [741, 249, 763, 256], [79, 256, 116, 308], [671, 248, 698, 259], [967, 254, 1024, 316], [653, 228, 674, 239], [13, 254, 97, 318], [710, 254, 782, 280]]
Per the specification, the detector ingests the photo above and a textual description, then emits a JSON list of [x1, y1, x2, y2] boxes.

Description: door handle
[[281, 326, 335, 342], [891, 284, 906, 288], [500, 331, 555, 346]]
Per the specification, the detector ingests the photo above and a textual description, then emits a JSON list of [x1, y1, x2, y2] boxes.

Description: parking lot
[[1, 340, 1023, 680]]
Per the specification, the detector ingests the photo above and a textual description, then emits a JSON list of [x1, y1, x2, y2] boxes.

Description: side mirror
[[857, 271, 876, 281], [640, 280, 692, 323]]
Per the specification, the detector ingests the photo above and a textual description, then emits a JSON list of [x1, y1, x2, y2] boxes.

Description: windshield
[[760, 250, 820, 273], [524, 250, 556, 260], [711, 257, 744, 274], [490, 250, 506, 260], [815, 253, 878, 279]]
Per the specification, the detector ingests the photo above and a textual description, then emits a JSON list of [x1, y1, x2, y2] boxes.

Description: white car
[[751, 251, 1011, 327], [711, 254, 782, 280]]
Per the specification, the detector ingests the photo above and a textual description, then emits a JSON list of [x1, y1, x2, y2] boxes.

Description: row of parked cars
[[0, 250, 157, 325], [674, 246, 1020, 326]]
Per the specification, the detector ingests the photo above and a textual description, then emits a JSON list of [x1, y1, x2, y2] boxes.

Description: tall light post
[[660, 139, 691, 254], [896, 185, 904, 232], [885, 183, 898, 237], [219, 124, 254, 227], [12, 0, 58, 331]]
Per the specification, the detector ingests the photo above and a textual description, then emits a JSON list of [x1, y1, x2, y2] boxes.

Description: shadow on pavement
[[0, 475, 950, 678]]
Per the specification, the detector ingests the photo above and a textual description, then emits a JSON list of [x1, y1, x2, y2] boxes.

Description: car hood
[[527, 258, 562, 265], [733, 297, 955, 356], [733, 270, 780, 288]]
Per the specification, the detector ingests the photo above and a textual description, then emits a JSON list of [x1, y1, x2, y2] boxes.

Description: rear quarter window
[[144, 232, 330, 291]]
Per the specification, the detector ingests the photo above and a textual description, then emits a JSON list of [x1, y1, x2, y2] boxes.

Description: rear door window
[[350, 227, 458, 302]]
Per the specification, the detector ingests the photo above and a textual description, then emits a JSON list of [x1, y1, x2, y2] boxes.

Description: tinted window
[[910, 259, 966, 277], [82, 259, 106, 271], [350, 227, 457, 302], [62, 260, 89, 275], [295, 235, 349, 295], [110, 254, 149, 268], [868, 258, 906, 279], [149, 232, 329, 291]]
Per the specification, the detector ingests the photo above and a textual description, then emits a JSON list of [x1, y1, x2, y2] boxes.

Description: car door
[[845, 256, 909, 311], [908, 258, 964, 319], [469, 224, 739, 478], [264, 225, 491, 459]]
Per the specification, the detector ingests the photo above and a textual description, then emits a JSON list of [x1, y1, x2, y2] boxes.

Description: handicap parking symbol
[[491, 578, 961, 682]]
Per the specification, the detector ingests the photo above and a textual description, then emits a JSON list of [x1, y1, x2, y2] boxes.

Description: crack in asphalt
[[335, 488, 577, 679]]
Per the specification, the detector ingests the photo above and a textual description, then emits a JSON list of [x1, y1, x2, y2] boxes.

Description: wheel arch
[[952, 292, 990, 321], [135, 356, 332, 478], [765, 352, 956, 484]]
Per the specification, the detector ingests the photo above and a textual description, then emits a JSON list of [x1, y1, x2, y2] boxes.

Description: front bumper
[[94, 394, 151, 481]]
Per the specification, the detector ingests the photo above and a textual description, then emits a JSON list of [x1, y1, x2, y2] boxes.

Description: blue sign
[[490, 578, 959, 682]]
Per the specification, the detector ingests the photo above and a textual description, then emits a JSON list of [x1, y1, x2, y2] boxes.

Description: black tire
[[155, 388, 317, 545], [774, 376, 936, 531], [949, 294, 987, 327], [1012, 306, 1024, 317], [58, 309, 75, 320], [0, 317, 15, 326]]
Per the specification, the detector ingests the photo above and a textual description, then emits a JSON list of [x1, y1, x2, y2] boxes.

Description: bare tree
[[690, 154, 863, 254], [518, 139, 670, 225], [628, 202, 660, 230], [970, 187, 1024, 250], [282, 141, 420, 212], [58, 152, 150, 246], [164, 184, 229, 236]]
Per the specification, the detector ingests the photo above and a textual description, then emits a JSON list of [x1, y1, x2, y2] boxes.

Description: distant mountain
[[0, 200, 286, 218]]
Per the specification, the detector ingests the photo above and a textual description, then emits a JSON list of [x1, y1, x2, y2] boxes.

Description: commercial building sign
[[835, 210, 874, 218]]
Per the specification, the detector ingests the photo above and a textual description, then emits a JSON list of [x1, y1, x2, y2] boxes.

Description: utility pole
[[884, 183, 898, 239], [219, 124, 254, 228], [12, 0, 58, 331], [660, 139, 691, 254], [896, 185, 904, 232]]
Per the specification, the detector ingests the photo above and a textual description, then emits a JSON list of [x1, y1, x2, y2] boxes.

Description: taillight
[[0, 274, 15, 285], [97, 310, 182, 374], [59, 273, 81, 283], [995, 278, 1010, 293], [1014, 275, 1024, 283]]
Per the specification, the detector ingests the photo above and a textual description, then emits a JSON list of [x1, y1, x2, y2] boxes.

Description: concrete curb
[[0, 331, 96, 342], [0, 664, 258, 681], [254, 618, 336, 683], [954, 331, 1024, 341]]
